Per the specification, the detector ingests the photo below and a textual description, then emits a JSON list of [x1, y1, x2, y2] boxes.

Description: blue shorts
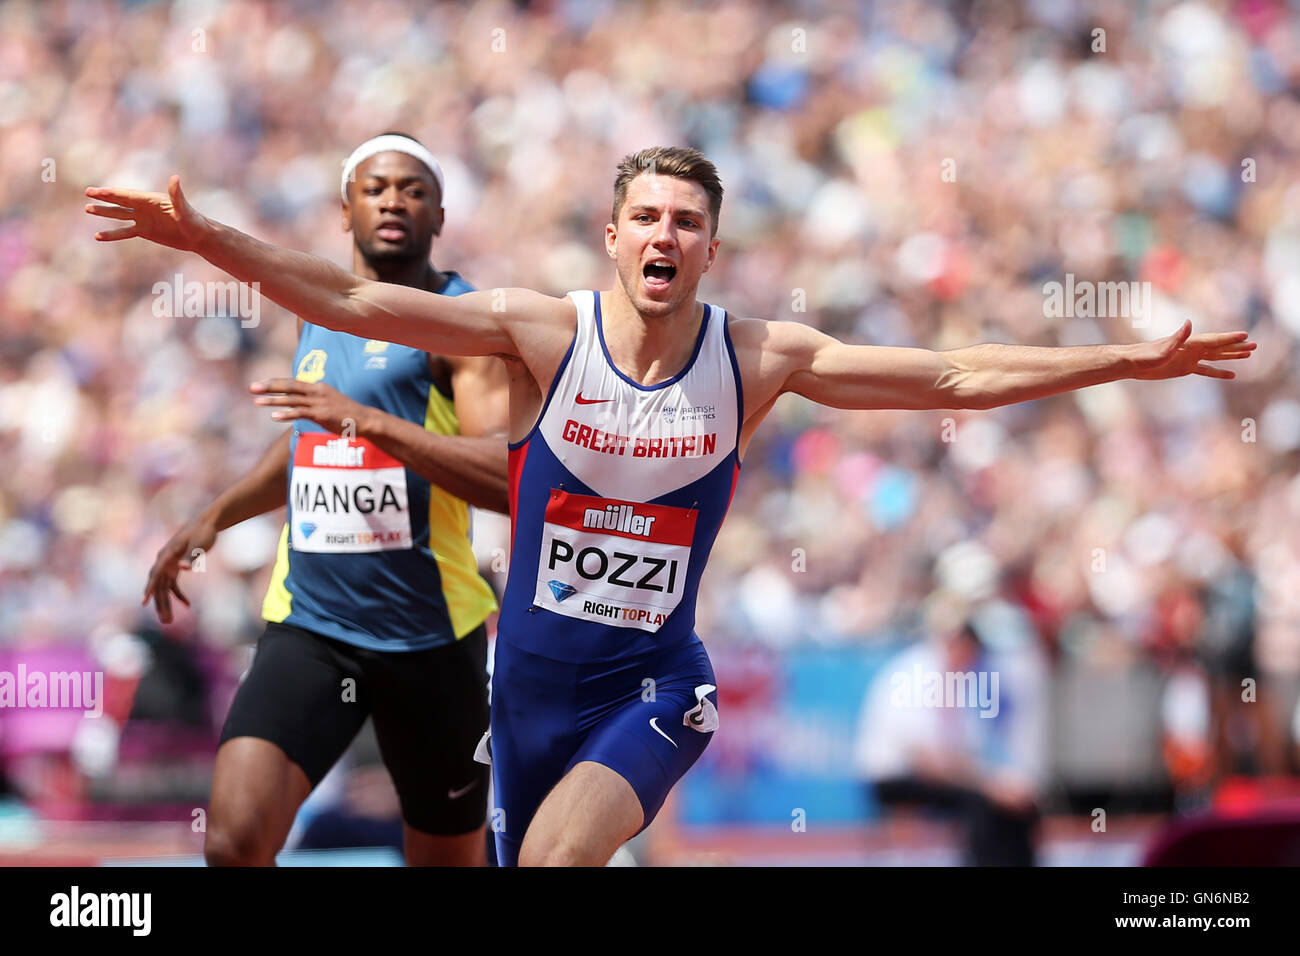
[[487, 636, 718, 866]]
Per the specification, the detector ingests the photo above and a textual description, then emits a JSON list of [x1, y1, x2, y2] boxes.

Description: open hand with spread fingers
[[85, 175, 211, 252], [1129, 320, 1257, 381]]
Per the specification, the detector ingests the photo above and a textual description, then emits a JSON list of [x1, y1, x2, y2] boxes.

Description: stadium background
[[2, 0, 1299, 865]]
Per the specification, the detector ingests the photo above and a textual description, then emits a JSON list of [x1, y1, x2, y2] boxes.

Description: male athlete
[[89, 146, 1256, 866], [138, 133, 508, 866]]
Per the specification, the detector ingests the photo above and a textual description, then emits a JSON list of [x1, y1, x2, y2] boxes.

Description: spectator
[[854, 591, 1049, 865]]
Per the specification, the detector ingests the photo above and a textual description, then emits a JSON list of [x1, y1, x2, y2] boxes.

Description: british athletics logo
[[534, 489, 697, 632]]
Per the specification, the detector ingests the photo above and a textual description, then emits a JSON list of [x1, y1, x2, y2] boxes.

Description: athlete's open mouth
[[375, 220, 408, 242], [643, 260, 676, 290]]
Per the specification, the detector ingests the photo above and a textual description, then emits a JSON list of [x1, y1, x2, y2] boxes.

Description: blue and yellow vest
[[261, 272, 497, 651]]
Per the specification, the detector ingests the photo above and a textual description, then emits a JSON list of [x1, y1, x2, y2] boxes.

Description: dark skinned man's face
[[343, 151, 444, 263]]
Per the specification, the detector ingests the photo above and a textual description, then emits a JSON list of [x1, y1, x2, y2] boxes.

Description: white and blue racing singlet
[[499, 290, 744, 663]]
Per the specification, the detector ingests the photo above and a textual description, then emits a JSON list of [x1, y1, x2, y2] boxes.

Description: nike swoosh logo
[[447, 780, 479, 799], [575, 392, 614, 405], [649, 717, 678, 749]]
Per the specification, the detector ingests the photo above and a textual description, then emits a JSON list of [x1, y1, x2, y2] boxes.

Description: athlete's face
[[343, 152, 443, 264], [606, 173, 719, 319]]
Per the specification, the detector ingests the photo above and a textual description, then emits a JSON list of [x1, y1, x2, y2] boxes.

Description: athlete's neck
[[600, 285, 704, 387], [352, 251, 446, 292]]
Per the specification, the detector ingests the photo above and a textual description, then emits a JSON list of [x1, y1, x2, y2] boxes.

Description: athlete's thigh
[[518, 760, 642, 866], [367, 625, 491, 839], [569, 639, 719, 834], [210, 623, 369, 856], [488, 641, 582, 866], [218, 622, 371, 790]]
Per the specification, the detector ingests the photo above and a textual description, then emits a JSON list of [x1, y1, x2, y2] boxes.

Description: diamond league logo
[[548, 580, 577, 602]]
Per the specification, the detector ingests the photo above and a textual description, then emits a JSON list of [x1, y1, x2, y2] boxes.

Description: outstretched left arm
[[735, 318, 1256, 417]]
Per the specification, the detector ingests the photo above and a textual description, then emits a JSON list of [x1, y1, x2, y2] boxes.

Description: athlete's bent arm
[[736, 318, 1256, 414], [249, 359, 511, 514], [143, 430, 290, 622], [358, 416, 508, 515], [86, 178, 557, 357]]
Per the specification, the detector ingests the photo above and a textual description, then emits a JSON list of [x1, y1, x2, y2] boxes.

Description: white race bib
[[534, 489, 697, 633], [290, 432, 412, 553]]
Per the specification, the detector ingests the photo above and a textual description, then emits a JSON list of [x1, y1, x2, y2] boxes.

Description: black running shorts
[[219, 620, 490, 836]]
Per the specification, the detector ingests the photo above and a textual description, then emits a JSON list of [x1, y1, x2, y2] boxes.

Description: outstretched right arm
[[86, 176, 557, 358]]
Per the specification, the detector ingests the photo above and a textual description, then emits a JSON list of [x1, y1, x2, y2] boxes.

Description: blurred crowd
[[2, 0, 1299, 822]]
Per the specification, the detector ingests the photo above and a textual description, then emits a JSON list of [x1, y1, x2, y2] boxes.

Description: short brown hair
[[611, 146, 723, 237]]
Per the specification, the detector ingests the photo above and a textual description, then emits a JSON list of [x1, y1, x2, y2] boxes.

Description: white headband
[[340, 135, 445, 201]]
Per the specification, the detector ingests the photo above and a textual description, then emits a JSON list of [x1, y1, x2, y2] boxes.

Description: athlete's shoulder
[[481, 287, 575, 317], [509, 288, 579, 327], [720, 317, 828, 411], [437, 271, 475, 297], [723, 315, 811, 356], [437, 273, 566, 323], [478, 290, 576, 375], [297, 317, 365, 346], [561, 289, 600, 310]]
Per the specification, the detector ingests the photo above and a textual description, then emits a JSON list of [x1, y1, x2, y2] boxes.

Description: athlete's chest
[[538, 353, 736, 501], [526, 372, 735, 632], [294, 326, 432, 411]]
